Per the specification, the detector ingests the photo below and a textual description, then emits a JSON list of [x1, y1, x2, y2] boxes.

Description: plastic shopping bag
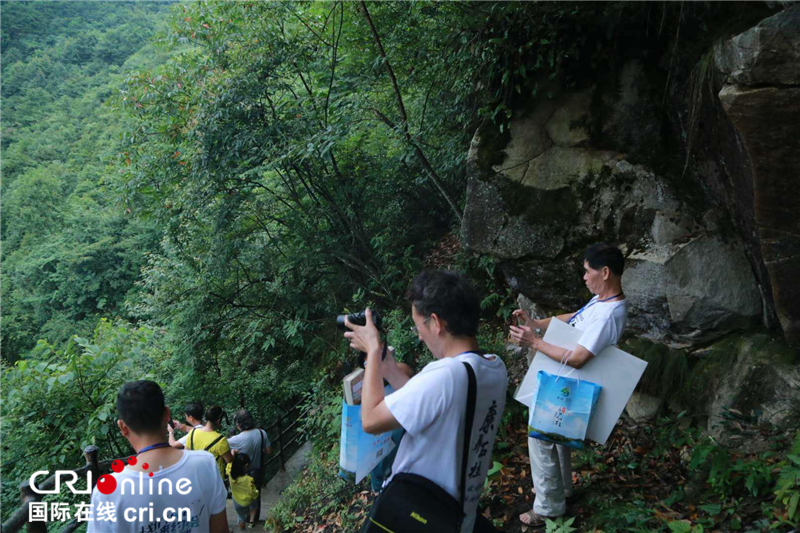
[[528, 370, 602, 449], [339, 400, 396, 483]]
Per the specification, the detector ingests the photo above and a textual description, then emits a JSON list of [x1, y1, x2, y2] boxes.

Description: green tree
[[116, 2, 478, 385]]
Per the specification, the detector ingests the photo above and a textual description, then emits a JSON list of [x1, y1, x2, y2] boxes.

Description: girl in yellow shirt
[[226, 453, 259, 529]]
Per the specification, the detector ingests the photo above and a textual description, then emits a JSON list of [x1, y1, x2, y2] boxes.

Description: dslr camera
[[336, 310, 382, 331], [337, 310, 384, 368]]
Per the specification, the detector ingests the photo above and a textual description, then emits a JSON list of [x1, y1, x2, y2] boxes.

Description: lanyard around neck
[[568, 293, 623, 325], [137, 442, 171, 455]]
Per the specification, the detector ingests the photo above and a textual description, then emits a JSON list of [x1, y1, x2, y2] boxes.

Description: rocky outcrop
[[463, 6, 800, 348], [462, 66, 763, 346], [471, 5, 800, 452], [714, 4, 800, 347], [688, 331, 800, 453], [624, 235, 762, 345], [625, 392, 662, 423]]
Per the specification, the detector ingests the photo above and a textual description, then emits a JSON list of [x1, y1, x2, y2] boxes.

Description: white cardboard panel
[[514, 318, 647, 445]]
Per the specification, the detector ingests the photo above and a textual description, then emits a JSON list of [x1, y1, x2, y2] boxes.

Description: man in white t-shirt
[[87, 381, 228, 533], [344, 270, 507, 533], [510, 243, 629, 528], [167, 402, 204, 449]]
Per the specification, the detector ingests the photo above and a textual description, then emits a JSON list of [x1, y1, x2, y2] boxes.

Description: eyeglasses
[[409, 317, 431, 334]]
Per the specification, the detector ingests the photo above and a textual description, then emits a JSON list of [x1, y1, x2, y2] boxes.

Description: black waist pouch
[[361, 473, 462, 533]]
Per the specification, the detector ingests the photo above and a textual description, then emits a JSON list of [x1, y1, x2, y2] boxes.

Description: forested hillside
[[1, 1, 174, 521], [1, 2, 170, 360]]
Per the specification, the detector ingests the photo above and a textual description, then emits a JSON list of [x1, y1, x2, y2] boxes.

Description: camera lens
[[336, 310, 380, 330]]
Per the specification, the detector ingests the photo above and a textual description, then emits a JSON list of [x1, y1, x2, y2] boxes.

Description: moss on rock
[[473, 121, 511, 180]]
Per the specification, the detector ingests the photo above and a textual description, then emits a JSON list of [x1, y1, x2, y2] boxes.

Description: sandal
[[519, 510, 554, 528]]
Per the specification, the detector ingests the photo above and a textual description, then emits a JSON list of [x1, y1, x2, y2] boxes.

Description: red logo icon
[[97, 474, 117, 495], [99, 456, 154, 493]]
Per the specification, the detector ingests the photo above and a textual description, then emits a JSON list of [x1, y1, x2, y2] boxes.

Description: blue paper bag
[[339, 401, 360, 481], [528, 370, 602, 449], [339, 400, 395, 483]]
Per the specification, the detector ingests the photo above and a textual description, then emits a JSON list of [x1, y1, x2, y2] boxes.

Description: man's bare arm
[[531, 313, 575, 330], [167, 426, 185, 449], [343, 309, 403, 435], [513, 309, 576, 332], [509, 318, 594, 369], [362, 345, 402, 434], [209, 510, 228, 533], [534, 339, 593, 369], [380, 348, 414, 391]]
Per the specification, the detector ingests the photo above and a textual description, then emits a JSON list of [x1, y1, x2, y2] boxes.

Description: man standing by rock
[[511, 243, 629, 528]]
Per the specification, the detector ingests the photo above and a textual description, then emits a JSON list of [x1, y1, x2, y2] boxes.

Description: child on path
[[226, 452, 260, 529]]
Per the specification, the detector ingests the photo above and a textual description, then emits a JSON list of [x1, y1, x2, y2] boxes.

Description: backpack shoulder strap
[[460, 361, 477, 525], [188, 428, 195, 450], [204, 434, 225, 453]]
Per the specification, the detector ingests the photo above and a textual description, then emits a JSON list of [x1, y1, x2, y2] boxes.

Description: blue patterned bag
[[339, 399, 396, 483], [528, 370, 602, 449]]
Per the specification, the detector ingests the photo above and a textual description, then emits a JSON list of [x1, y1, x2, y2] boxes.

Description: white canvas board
[[514, 318, 647, 445]]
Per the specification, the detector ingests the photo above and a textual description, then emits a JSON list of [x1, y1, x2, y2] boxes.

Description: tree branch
[[358, 1, 463, 222]]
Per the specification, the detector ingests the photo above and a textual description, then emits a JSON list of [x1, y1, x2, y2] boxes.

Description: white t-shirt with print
[[384, 352, 507, 533], [570, 296, 629, 355], [87, 450, 227, 533]]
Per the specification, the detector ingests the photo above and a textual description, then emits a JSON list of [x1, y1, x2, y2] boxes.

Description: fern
[[775, 432, 800, 524]]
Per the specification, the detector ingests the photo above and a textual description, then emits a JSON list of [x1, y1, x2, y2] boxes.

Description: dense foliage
[[1, 2, 169, 361]]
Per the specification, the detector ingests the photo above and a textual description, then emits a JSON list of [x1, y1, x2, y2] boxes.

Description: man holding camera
[[167, 401, 204, 449], [344, 270, 507, 533]]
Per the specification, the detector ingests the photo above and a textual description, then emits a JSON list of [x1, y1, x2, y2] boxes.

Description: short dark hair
[[117, 381, 166, 434], [235, 409, 255, 431], [406, 270, 480, 337], [584, 243, 625, 276], [185, 402, 203, 421]]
